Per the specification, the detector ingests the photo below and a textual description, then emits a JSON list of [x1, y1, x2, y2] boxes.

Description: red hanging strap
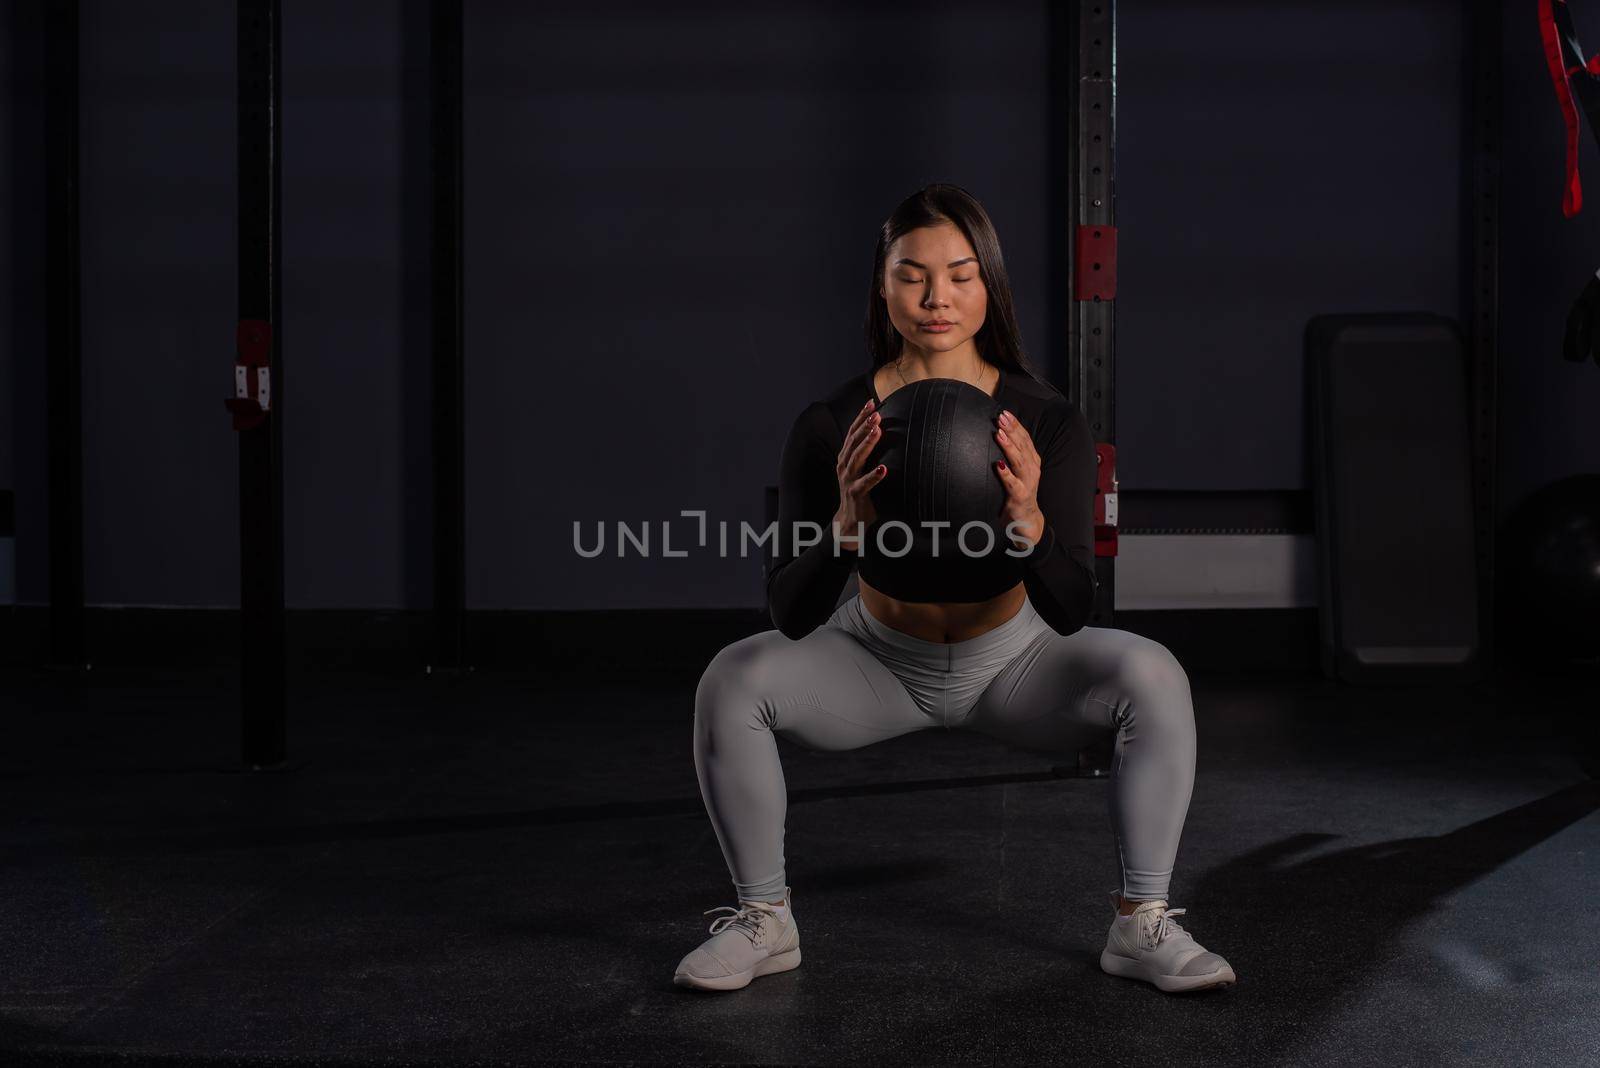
[[1540, 0, 1585, 216], [1539, 0, 1600, 217]]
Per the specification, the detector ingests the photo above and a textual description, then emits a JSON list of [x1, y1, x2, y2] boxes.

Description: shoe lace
[[1149, 906, 1188, 946], [703, 902, 774, 947]]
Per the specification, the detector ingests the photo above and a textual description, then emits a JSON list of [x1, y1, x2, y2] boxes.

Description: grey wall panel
[[9, 2, 47, 607], [1117, 1, 1468, 492], [464, 0, 1056, 609], [1497, 0, 1600, 524], [4, 0, 1590, 613], [1, 13, 11, 606], [280, 0, 409, 608], [0, 8, 13, 499], [78, 0, 236, 607]]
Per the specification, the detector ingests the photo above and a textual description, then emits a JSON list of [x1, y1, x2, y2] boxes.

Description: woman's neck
[[892, 343, 989, 387]]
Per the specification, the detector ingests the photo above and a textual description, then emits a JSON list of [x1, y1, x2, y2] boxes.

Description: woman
[[674, 184, 1235, 995]]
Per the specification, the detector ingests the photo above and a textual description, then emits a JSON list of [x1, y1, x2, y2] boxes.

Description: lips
[[921, 319, 953, 326]]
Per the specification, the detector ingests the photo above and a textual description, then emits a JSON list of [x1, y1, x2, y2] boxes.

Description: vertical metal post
[[429, 0, 467, 675], [1464, 0, 1500, 671], [238, 0, 287, 767], [1068, 0, 1117, 627], [44, 0, 85, 671], [1047, 1, 1075, 389]]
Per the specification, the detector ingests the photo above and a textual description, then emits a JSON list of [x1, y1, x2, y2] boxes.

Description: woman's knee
[[695, 632, 785, 730], [1117, 638, 1191, 693], [1110, 638, 1194, 731]]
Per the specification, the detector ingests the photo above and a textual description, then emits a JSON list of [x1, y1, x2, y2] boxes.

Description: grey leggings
[[693, 593, 1198, 903]]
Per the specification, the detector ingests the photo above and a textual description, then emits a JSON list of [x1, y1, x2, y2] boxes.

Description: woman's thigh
[[697, 624, 934, 752], [961, 625, 1183, 753]]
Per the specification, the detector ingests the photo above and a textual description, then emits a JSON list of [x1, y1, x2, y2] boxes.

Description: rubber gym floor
[[1, 659, 1596, 1067]]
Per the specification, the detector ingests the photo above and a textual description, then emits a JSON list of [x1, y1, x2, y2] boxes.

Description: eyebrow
[[894, 257, 977, 269]]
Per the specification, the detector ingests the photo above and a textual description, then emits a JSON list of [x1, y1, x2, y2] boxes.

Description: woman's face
[[879, 221, 988, 356]]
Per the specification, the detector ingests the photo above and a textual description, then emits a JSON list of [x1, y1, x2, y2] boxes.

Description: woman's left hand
[[994, 409, 1046, 551]]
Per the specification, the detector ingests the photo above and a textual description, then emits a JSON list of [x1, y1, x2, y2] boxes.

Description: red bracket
[[1074, 225, 1118, 301], [225, 318, 273, 432], [1094, 443, 1118, 557]]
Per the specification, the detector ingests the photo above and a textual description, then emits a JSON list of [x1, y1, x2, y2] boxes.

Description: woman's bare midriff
[[858, 576, 1027, 644]]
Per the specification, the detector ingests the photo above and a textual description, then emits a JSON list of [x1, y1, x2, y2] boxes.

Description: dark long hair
[[864, 183, 1040, 382]]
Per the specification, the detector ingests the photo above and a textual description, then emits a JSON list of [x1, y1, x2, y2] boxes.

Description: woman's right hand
[[832, 398, 888, 552]]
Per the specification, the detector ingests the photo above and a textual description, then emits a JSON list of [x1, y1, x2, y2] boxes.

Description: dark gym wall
[[1499, 0, 1600, 516], [280, 0, 420, 611], [0, 15, 12, 499], [7, 1, 46, 610], [464, 0, 1059, 610], [0, 10, 12, 602], [4, 1, 1598, 613], [77, 0, 417, 610], [10, 0, 417, 610], [78, 0, 236, 608], [1119, 0, 1600, 517], [1118, 1, 1469, 490]]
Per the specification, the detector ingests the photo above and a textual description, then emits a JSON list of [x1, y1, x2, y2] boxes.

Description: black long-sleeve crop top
[[764, 366, 1100, 640]]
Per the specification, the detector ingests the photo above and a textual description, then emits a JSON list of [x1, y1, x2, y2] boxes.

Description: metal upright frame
[[45, 0, 85, 671], [1066, 0, 1117, 627], [237, 0, 288, 768], [429, 0, 468, 676], [1464, 0, 1501, 671]]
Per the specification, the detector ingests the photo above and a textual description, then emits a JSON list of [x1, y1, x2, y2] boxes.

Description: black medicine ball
[[864, 376, 1007, 558]]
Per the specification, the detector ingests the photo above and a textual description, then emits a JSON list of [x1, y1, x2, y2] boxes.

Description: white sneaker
[[673, 888, 802, 992], [1099, 889, 1236, 993]]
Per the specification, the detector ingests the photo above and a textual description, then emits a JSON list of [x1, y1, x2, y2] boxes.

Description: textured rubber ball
[[864, 377, 1007, 557]]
